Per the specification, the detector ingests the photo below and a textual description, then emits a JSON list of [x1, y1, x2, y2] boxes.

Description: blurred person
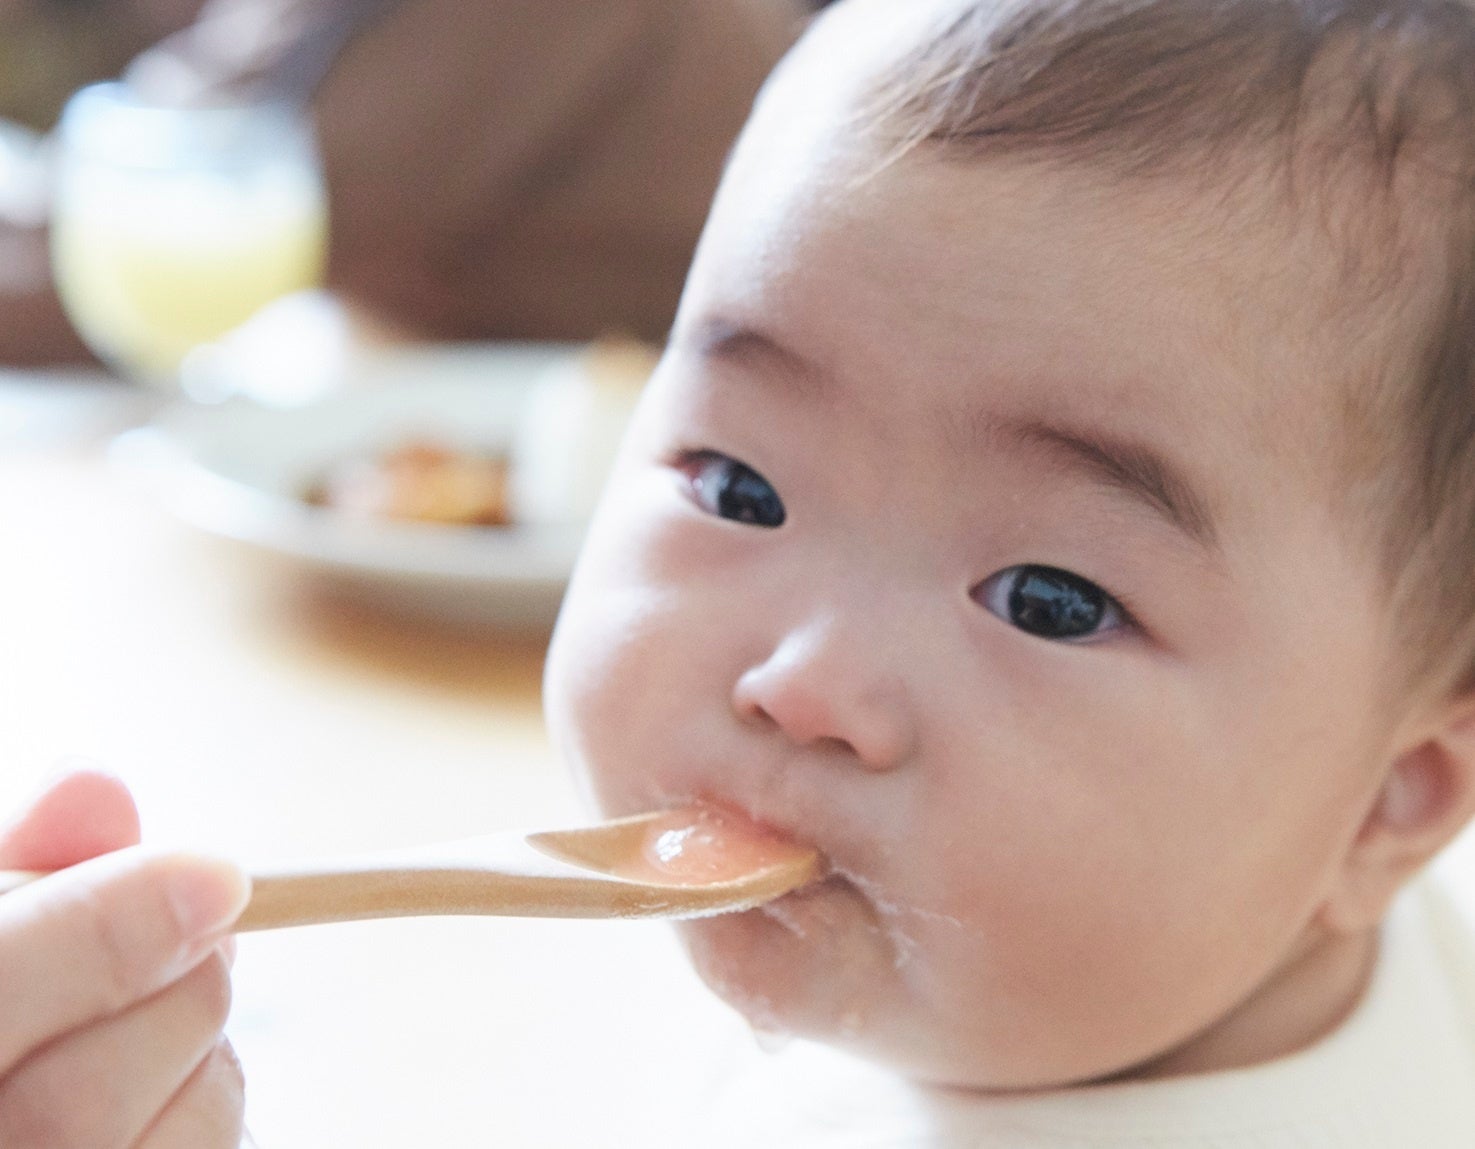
[[0, 0, 208, 131], [0, 0, 810, 366]]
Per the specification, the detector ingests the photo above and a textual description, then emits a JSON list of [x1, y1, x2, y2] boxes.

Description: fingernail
[[168, 858, 251, 939], [218, 935, 238, 969]]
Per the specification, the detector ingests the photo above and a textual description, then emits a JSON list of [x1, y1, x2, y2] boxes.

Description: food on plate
[[304, 440, 511, 526], [302, 335, 660, 527]]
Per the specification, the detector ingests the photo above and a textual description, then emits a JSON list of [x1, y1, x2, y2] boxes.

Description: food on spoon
[[304, 440, 511, 526], [625, 807, 821, 887]]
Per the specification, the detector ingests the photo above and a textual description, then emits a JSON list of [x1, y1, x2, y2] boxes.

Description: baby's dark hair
[[864, 0, 1475, 694]]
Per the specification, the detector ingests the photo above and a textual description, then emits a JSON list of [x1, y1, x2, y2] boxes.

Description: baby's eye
[[974, 564, 1125, 641], [678, 451, 786, 528]]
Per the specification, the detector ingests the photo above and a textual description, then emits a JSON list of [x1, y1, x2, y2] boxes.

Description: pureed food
[[626, 807, 815, 886]]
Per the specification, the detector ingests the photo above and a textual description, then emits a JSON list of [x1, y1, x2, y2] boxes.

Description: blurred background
[[0, 0, 823, 362], [0, 1, 825, 1144]]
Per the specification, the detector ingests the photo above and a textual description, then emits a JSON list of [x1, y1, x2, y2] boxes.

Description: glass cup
[[50, 82, 328, 397]]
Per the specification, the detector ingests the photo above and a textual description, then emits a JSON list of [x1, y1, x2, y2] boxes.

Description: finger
[[0, 769, 141, 869], [0, 849, 249, 1075], [135, 1040, 246, 1149], [0, 955, 233, 1149]]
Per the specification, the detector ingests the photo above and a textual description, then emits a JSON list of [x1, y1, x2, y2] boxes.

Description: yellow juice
[[52, 170, 327, 381]]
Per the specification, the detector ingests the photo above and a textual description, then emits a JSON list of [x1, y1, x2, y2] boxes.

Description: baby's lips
[[632, 805, 825, 887]]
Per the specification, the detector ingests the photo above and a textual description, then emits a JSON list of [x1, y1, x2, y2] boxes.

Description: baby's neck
[[1127, 927, 1380, 1080]]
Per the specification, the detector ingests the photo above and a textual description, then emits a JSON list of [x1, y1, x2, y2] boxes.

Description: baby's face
[[545, 7, 1409, 1089]]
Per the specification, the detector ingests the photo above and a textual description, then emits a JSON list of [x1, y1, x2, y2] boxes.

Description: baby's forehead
[[757, 0, 1465, 311], [718, 123, 1350, 412], [724, 4, 1451, 479]]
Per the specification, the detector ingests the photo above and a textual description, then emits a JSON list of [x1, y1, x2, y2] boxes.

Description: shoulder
[[1418, 851, 1475, 1047]]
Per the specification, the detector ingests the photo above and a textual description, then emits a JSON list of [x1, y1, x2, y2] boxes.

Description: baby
[[542, 0, 1475, 1140], [4, 0, 1475, 1144]]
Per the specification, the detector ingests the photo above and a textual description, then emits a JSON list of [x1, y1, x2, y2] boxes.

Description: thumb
[[0, 768, 143, 870], [0, 847, 250, 1076]]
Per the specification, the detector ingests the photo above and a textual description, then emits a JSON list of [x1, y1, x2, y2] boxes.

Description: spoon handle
[[234, 837, 690, 929], [0, 831, 660, 931]]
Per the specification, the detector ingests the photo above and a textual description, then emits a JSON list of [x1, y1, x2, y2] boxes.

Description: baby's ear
[[1322, 693, 1475, 934]]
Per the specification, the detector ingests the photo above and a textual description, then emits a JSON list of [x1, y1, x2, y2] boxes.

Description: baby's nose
[[732, 620, 914, 772]]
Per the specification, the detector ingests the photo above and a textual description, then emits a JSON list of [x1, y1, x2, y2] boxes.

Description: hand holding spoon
[[0, 807, 822, 931]]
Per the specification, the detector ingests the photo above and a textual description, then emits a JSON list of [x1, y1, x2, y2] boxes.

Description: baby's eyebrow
[[688, 317, 830, 398], [987, 417, 1221, 552]]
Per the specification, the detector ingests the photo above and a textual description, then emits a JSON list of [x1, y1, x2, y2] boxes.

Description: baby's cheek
[[549, 623, 647, 791], [547, 570, 710, 813], [546, 592, 649, 786]]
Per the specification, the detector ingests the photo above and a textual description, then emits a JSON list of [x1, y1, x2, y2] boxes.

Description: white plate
[[111, 343, 589, 629]]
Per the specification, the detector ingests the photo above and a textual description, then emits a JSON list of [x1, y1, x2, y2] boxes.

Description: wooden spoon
[[0, 807, 823, 932]]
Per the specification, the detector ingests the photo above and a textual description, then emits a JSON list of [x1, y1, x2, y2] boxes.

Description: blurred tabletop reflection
[[0, 368, 751, 1147]]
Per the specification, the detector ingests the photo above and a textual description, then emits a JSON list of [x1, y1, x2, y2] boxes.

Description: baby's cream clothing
[[703, 876, 1475, 1147]]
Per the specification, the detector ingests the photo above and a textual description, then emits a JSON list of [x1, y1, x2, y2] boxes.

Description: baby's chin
[[677, 874, 898, 1045], [679, 881, 1122, 1093]]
